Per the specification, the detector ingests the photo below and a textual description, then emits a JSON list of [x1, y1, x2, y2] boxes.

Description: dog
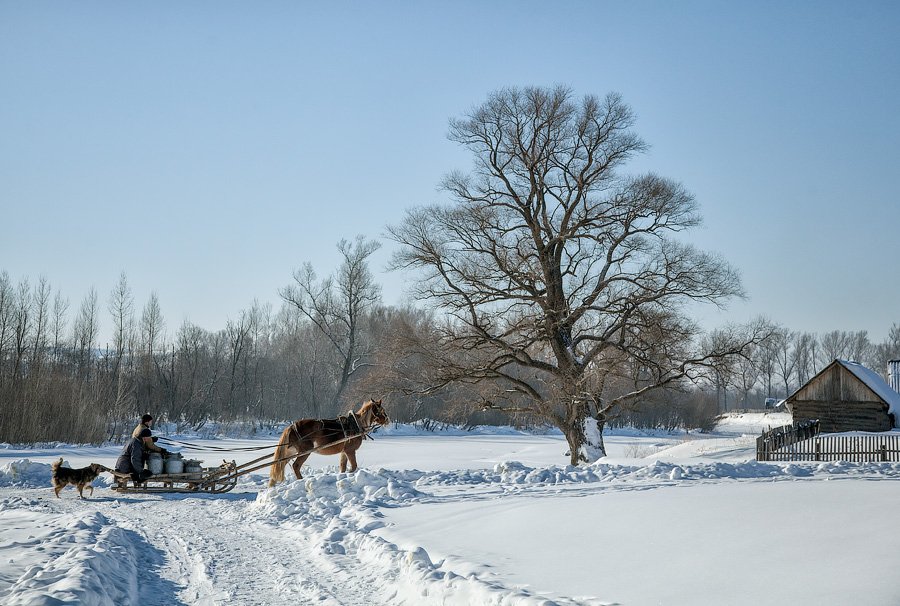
[[50, 458, 109, 498]]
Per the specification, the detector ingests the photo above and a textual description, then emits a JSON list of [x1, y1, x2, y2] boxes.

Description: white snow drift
[[1, 414, 898, 605]]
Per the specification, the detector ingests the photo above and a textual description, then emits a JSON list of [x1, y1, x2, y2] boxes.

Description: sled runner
[[110, 459, 240, 494]]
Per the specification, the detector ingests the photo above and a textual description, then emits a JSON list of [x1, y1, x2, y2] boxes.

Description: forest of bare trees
[[713, 325, 900, 410], [0, 243, 455, 444], [1, 263, 898, 445]]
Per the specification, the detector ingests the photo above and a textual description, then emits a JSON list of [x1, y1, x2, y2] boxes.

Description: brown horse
[[268, 399, 389, 486]]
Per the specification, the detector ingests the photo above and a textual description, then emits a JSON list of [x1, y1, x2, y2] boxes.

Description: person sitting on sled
[[115, 413, 167, 482]]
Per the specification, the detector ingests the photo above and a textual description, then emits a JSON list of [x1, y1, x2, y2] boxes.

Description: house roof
[[835, 359, 900, 417]]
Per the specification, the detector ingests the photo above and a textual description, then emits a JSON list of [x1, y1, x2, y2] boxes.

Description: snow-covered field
[[2, 412, 899, 606]]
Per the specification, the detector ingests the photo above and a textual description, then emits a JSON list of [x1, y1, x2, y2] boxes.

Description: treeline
[[0, 260, 510, 444], [712, 325, 900, 411], [1, 269, 899, 444], [0, 270, 451, 444]]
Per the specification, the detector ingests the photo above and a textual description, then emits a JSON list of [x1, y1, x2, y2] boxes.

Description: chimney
[[890, 360, 900, 394]]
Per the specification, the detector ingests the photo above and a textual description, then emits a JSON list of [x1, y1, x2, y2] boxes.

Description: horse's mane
[[357, 399, 379, 413]]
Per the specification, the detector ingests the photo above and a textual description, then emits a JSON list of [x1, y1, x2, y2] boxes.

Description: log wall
[[789, 364, 893, 433]]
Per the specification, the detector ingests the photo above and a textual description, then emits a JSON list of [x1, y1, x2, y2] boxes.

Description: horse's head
[[362, 398, 389, 427]]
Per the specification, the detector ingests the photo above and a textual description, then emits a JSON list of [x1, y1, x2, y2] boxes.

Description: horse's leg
[[339, 451, 349, 473], [292, 452, 311, 479], [344, 449, 358, 473]]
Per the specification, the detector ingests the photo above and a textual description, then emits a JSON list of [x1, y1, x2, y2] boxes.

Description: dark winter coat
[[115, 436, 145, 476]]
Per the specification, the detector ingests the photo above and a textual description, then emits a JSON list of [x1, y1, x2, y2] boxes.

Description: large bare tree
[[388, 86, 766, 464], [108, 272, 136, 417], [138, 291, 165, 412], [280, 236, 382, 412], [72, 288, 99, 379], [0, 272, 12, 388]]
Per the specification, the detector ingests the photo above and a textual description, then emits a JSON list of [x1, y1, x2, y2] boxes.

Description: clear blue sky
[[2, 1, 899, 344]]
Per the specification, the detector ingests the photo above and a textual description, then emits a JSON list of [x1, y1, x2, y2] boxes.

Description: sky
[[2, 1, 899, 344]]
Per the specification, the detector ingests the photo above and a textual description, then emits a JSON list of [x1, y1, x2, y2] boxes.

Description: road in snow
[[2, 415, 900, 605]]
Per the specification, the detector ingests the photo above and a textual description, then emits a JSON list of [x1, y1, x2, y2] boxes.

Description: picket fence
[[756, 420, 900, 462]]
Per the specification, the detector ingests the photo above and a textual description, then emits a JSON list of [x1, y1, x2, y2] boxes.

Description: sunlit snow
[[1, 412, 898, 605]]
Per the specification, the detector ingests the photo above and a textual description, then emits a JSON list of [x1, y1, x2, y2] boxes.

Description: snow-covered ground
[[2, 412, 899, 605]]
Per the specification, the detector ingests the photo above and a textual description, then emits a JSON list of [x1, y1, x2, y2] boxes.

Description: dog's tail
[[51, 457, 63, 472]]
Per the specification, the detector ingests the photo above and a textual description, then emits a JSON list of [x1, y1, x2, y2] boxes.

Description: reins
[[154, 411, 380, 454], [155, 437, 280, 452]]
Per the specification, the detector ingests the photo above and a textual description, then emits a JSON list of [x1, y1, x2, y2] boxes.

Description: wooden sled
[[110, 460, 239, 494], [108, 426, 380, 495]]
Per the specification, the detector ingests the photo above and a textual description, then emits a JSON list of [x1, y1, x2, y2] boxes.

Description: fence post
[[881, 444, 887, 462], [815, 440, 821, 462]]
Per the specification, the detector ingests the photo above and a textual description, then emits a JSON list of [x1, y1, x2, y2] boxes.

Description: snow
[[578, 416, 604, 462], [1, 414, 899, 605]]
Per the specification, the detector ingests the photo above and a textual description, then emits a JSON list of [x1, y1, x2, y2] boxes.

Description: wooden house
[[786, 359, 899, 433]]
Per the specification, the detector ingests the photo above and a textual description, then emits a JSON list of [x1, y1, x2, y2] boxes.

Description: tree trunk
[[563, 401, 607, 465]]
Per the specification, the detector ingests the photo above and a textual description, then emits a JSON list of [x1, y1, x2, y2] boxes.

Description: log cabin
[[786, 359, 899, 433]]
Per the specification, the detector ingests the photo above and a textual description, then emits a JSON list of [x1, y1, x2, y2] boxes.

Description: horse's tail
[[269, 424, 293, 487]]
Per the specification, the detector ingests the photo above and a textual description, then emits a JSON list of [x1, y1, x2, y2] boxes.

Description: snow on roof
[[837, 359, 900, 418]]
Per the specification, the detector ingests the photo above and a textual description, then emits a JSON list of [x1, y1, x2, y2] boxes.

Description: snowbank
[[0, 459, 112, 490], [247, 457, 900, 606], [3, 419, 899, 606], [2, 509, 140, 606], [0, 460, 52, 488], [253, 469, 604, 605]]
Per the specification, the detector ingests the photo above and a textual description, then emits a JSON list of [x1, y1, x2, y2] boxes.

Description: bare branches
[[388, 85, 760, 462], [280, 236, 382, 408]]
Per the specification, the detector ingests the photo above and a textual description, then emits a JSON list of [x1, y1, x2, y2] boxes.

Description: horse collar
[[347, 411, 363, 434]]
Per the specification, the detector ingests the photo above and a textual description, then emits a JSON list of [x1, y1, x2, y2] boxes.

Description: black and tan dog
[[51, 458, 110, 498]]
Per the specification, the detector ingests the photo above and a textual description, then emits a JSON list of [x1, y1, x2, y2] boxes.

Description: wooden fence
[[757, 420, 900, 462]]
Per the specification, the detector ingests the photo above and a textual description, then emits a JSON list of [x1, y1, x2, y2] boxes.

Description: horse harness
[[290, 411, 373, 446], [330, 412, 369, 440]]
